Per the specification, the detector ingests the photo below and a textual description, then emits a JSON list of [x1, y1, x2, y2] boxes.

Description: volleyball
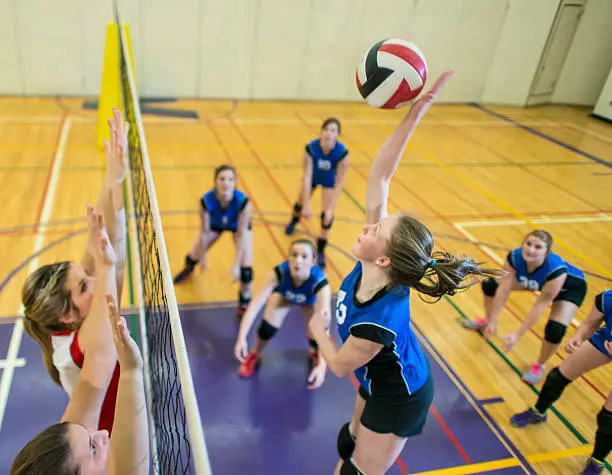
[[356, 39, 428, 109]]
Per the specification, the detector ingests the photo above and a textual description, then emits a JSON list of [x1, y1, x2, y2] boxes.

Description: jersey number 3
[[336, 290, 347, 325]]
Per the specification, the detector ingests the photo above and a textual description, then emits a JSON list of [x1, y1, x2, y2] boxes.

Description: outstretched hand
[[103, 107, 129, 185], [410, 70, 454, 118]]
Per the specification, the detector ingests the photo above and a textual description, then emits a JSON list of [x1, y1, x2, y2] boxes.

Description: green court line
[[122, 183, 139, 345], [340, 187, 611, 471]]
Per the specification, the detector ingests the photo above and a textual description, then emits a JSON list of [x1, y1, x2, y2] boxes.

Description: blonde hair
[[21, 262, 74, 385], [386, 215, 501, 300]]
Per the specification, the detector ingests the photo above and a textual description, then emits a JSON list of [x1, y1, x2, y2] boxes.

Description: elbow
[[328, 361, 348, 378]]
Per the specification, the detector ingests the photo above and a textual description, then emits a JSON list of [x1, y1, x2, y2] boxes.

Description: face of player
[[320, 122, 339, 148], [288, 243, 316, 280], [67, 424, 109, 475], [59, 263, 94, 329], [215, 169, 236, 201], [521, 235, 548, 266], [351, 214, 400, 266]]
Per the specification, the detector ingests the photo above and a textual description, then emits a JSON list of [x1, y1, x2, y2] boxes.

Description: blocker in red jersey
[[356, 39, 428, 109]]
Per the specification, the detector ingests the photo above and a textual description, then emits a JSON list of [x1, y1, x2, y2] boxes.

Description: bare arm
[[365, 72, 453, 225], [516, 274, 566, 338], [487, 262, 515, 327], [573, 300, 605, 342], [106, 298, 149, 475], [301, 152, 313, 210], [312, 283, 332, 368], [237, 270, 279, 342]]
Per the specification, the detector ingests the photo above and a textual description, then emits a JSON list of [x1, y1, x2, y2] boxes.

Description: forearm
[[302, 174, 313, 204], [238, 293, 269, 340], [311, 326, 347, 376], [517, 298, 552, 338], [234, 232, 244, 266], [487, 283, 512, 325], [107, 371, 149, 475]]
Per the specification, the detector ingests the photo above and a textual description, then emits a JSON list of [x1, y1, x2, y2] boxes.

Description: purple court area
[[0, 304, 531, 474]]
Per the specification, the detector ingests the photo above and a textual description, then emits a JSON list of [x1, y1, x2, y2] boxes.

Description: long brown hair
[[386, 215, 502, 301], [11, 422, 76, 475], [21, 262, 75, 385]]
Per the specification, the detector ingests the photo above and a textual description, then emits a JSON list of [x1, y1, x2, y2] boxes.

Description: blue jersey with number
[[589, 290, 612, 358], [200, 189, 248, 232], [336, 262, 429, 399], [306, 139, 348, 188], [273, 261, 328, 306], [508, 248, 584, 292]]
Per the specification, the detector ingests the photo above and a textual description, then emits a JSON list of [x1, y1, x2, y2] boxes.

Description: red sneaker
[[238, 351, 260, 377]]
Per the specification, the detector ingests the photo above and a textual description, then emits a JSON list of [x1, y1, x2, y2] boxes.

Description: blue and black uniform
[[305, 138, 349, 190], [506, 248, 587, 306], [590, 290, 612, 358], [336, 262, 433, 437], [200, 189, 251, 233], [273, 260, 328, 306]]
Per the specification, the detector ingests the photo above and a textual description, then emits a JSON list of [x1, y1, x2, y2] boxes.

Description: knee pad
[[544, 320, 567, 344], [340, 458, 363, 475], [240, 267, 253, 284], [321, 212, 334, 230], [545, 366, 572, 391], [337, 422, 356, 460], [481, 277, 499, 297], [257, 320, 278, 341], [596, 407, 612, 435]]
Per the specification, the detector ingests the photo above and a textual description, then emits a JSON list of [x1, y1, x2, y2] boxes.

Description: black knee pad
[[337, 422, 356, 460], [257, 320, 278, 341], [544, 320, 567, 344], [546, 366, 572, 391], [240, 267, 253, 284], [481, 277, 499, 297], [321, 212, 334, 230], [597, 407, 612, 435], [340, 458, 363, 475]]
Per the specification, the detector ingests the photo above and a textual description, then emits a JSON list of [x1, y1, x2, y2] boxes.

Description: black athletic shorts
[[358, 373, 434, 438], [553, 275, 587, 307]]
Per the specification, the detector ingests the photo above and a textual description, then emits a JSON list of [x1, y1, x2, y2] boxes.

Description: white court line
[[455, 213, 612, 228], [0, 358, 26, 369], [0, 115, 561, 127], [453, 221, 582, 329], [0, 117, 71, 432]]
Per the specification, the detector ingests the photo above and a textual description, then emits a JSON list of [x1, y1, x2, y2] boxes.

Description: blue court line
[[470, 103, 612, 169], [413, 323, 536, 475], [478, 397, 505, 406]]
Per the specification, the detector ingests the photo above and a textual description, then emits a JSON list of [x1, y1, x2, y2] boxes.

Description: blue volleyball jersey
[[589, 290, 612, 358], [273, 261, 328, 306], [336, 262, 429, 399], [507, 248, 584, 292], [595, 290, 612, 329], [306, 139, 348, 188], [200, 189, 248, 232]]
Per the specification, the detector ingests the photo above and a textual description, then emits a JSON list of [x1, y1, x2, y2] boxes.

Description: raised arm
[[81, 108, 128, 306], [365, 71, 453, 225]]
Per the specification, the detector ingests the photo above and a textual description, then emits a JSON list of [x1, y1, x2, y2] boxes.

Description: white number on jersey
[[336, 290, 347, 325], [519, 276, 540, 291], [317, 159, 332, 171]]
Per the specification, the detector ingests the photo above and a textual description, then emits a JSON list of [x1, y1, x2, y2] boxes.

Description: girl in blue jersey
[[462, 230, 587, 384], [173, 164, 254, 318], [510, 290, 612, 475], [307, 72, 499, 475], [284, 118, 350, 269], [234, 239, 331, 389]]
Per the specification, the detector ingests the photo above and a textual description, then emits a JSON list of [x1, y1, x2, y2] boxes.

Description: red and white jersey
[[51, 330, 120, 434]]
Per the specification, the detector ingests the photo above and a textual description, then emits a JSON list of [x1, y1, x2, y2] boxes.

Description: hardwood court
[[0, 97, 610, 474]]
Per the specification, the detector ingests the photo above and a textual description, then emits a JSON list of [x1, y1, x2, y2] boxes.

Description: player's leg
[[523, 276, 587, 384], [317, 187, 335, 269], [234, 228, 254, 318], [238, 294, 291, 377], [173, 230, 221, 284], [511, 341, 609, 427], [334, 389, 367, 473], [582, 389, 612, 474]]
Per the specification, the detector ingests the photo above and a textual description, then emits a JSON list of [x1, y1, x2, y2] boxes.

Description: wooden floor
[[1, 97, 611, 474]]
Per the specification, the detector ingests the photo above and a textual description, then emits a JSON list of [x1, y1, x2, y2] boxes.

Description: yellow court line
[[410, 445, 593, 475], [409, 142, 612, 280]]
